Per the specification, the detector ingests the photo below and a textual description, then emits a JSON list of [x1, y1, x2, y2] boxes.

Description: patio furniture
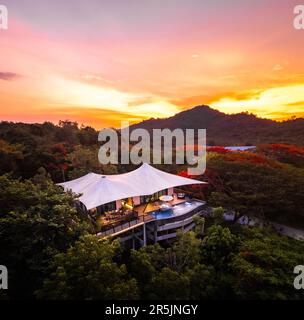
[[160, 203, 172, 211], [153, 201, 160, 207], [177, 193, 185, 199], [159, 195, 174, 202]]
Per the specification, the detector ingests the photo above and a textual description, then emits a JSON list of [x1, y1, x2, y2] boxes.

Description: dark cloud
[[0, 72, 22, 81]]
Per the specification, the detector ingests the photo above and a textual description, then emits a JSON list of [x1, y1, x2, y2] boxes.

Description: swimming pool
[[149, 200, 205, 220]]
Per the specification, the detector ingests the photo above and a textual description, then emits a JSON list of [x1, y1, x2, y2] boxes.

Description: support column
[[143, 222, 147, 247], [132, 229, 135, 249], [154, 224, 157, 244]]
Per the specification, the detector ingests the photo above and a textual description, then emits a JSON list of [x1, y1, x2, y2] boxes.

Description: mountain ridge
[[129, 105, 304, 146]]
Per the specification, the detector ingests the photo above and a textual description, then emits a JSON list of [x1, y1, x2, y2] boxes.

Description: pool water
[[150, 210, 173, 219], [149, 200, 204, 220]]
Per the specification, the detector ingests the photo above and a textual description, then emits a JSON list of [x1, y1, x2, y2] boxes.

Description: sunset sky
[[0, 0, 304, 128]]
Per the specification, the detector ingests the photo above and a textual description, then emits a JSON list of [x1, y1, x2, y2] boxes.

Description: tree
[[0, 174, 93, 299], [229, 228, 304, 299], [167, 231, 202, 272], [129, 249, 156, 291], [193, 215, 205, 236], [212, 207, 225, 224], [186, 264, 219, 299], [205, 153, 304, 228], [77, 125, 98, 146], [67, 145, 117, 180], [0, 139, 24, 176], [147, 267, 190, 300], [128, 243, 166, 295], [258, 144, 304, 169], [46, 143, 70, 182], [36, 235, 139, 300], [55, 120, 79, 145], [202, 225, 239, 266]]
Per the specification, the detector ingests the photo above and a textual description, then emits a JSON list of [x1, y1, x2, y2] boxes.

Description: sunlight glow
[[210, 84, 304, 119]]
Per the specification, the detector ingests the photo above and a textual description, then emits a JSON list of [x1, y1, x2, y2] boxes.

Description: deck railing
[[97, 200, 207, 238], [97, 214, 154, 238]]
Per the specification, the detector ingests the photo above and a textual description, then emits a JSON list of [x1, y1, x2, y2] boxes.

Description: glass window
[[140, 189, 168, 204], [96, 201, 116, 214]]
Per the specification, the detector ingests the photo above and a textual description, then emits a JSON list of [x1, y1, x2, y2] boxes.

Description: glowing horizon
[[0, 0, 304, 129]]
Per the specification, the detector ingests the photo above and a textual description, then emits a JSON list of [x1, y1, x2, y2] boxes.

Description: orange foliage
[[178, 170, 190, 178], [50, 143, 68, 156], [177, 170, 202, 191], [207, 146, 230, 154], [223, 152, 279, 168], [268, 144, 304, 156]]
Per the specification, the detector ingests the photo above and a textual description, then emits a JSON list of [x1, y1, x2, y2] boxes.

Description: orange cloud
[[1, 4, 304, 128]]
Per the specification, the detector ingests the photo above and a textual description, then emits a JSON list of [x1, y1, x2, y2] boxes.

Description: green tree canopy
[[36, 235, 139, 300], [0, 174, 93, 299]]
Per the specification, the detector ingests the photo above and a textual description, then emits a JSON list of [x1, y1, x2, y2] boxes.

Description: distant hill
[[129, 105, 304, 146]]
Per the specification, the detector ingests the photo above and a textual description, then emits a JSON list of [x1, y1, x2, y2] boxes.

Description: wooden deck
[[96, 194, 190, 236], [136, 195, 188, 215], [97, 210, 137, 229], [97, 194, 187, 227], [96, 196, 206, 239]]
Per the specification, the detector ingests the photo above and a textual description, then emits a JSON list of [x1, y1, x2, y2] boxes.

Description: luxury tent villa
[[59, 163, 208, 247]]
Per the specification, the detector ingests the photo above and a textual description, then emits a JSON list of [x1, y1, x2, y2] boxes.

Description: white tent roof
[[58, 163, 206, 210]]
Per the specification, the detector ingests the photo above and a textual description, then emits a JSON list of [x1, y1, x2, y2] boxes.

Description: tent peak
[[141, 162, 150, 167], [59, 163, 206, 210]]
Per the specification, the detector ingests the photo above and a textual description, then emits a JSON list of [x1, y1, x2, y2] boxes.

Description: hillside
[[129, 105, 304, 146]]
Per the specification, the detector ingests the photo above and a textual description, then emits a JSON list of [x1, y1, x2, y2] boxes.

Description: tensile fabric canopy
[[58, 163, 206, 210]]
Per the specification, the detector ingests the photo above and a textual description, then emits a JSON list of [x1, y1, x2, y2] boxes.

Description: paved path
[[238, 215, 304, 241]]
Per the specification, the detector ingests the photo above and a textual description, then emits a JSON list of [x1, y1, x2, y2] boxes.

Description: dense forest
[[1, 173, 304, 300], [0, 119, 304, 300]]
